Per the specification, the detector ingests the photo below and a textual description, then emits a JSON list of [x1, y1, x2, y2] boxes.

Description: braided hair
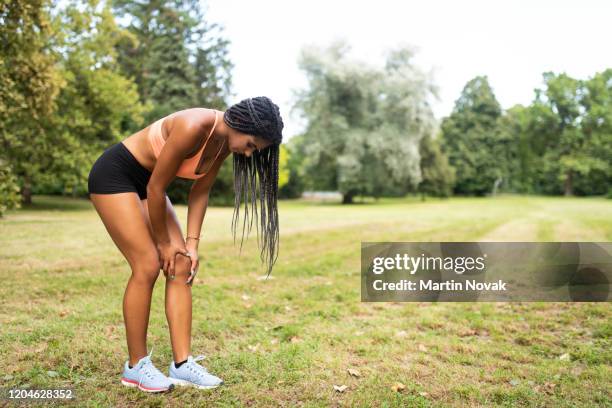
[[223, 96, 284, 278]]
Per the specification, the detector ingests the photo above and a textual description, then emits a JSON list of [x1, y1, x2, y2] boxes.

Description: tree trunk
[[492, 176, 503, 196], [564, 170, 573, 196], [342, 191, 354, 204], [21, 175, 32, 205]]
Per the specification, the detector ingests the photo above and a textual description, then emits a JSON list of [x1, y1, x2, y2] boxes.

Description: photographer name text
[[373, 279, 507, 291]]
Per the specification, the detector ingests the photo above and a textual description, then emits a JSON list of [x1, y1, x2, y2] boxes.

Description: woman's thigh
[[140, 195, 191, 278], [90, 192, 160, 278], [90, 191, 188, 279], [140, 195, 184, 249]]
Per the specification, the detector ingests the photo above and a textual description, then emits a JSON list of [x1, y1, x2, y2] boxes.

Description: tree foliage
[[46, 0, 147, 197], [418, 132, 455, 198], [292, 40, 438, 203], [0, 0, 63, 205], [530, 71, 611, 195], [112, 0, 232, 117], [440, 76, 504, 196], [112, 0, 234, 203]]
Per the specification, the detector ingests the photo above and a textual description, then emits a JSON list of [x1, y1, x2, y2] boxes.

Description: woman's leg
[[90, 192, 162, 366], [141, 195, 193, 364]]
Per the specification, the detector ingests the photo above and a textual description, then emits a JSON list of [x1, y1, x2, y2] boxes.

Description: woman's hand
[[157, 241, 191, 279], [185, 242, 200, 285]]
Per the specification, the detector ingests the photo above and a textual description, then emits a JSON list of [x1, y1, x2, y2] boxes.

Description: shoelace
[[137, 347, 166, 388], [185, 355, 210, 380]]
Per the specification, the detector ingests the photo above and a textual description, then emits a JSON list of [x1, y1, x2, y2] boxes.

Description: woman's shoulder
[[164, 108, 219, 137]]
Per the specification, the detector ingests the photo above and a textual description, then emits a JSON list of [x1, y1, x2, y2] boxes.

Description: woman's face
[[228, 130, 273, 157]]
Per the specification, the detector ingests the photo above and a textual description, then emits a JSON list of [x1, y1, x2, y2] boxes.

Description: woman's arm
[[183, 151, 226, 284], [185, 180, 210, 251], [147, 114, 207, 245], [185, 150, 226, 252]]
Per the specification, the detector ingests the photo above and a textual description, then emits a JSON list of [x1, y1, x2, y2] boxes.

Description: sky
[[204, 0, 611, 140]]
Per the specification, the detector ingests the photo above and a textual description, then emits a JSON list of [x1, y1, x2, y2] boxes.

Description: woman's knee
[[131, 255, 161, 285], [169, 254, 192, 281]]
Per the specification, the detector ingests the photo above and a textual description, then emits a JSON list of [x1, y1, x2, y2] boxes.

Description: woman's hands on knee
[[157, 241, 190, 280]]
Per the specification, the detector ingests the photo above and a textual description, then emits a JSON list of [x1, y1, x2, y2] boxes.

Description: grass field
[[1, 194, 610, 407]]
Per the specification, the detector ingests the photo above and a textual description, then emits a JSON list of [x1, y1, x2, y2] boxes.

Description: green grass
[[1, 194, 610, 407]]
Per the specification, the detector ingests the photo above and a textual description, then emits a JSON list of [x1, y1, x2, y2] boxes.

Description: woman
[[87, 96, 283, 393]]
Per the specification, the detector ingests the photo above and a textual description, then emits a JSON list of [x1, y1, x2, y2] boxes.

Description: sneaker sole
[[168, 377, 223, 389], [121, 377, 174, 393]]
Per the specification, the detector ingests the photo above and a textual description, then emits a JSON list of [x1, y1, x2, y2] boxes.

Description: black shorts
[[88, 142, 152, 200]]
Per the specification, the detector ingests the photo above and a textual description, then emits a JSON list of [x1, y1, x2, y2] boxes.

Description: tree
[[112, 0, 234, 203], [279, 134, 307, 199], [418, 132, 455, 198], [112, 0, 232, 116], [46, 0, 146, 197], [0, 158, 20, 216], [493, 104, 531, 194], [571, 69, 611, 196], [531, 71, 611, 196], [440, 76, 504, 196], [0, 0, 63, 205], [278, 144, 290, 189], [293, 40, 438, 203]]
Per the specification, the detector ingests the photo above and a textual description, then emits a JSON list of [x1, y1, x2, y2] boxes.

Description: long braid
[[225, 97, 283, 278]]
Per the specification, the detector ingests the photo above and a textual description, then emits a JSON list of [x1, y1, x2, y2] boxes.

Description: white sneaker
[[168, 354, 224, 389], [120, 347, 174, 393]]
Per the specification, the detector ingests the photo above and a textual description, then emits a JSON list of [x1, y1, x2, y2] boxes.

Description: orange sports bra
[[149, 110, 222, 179]]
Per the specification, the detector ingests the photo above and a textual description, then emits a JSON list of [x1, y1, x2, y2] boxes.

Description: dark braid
[[224, 96, 283, 278]]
